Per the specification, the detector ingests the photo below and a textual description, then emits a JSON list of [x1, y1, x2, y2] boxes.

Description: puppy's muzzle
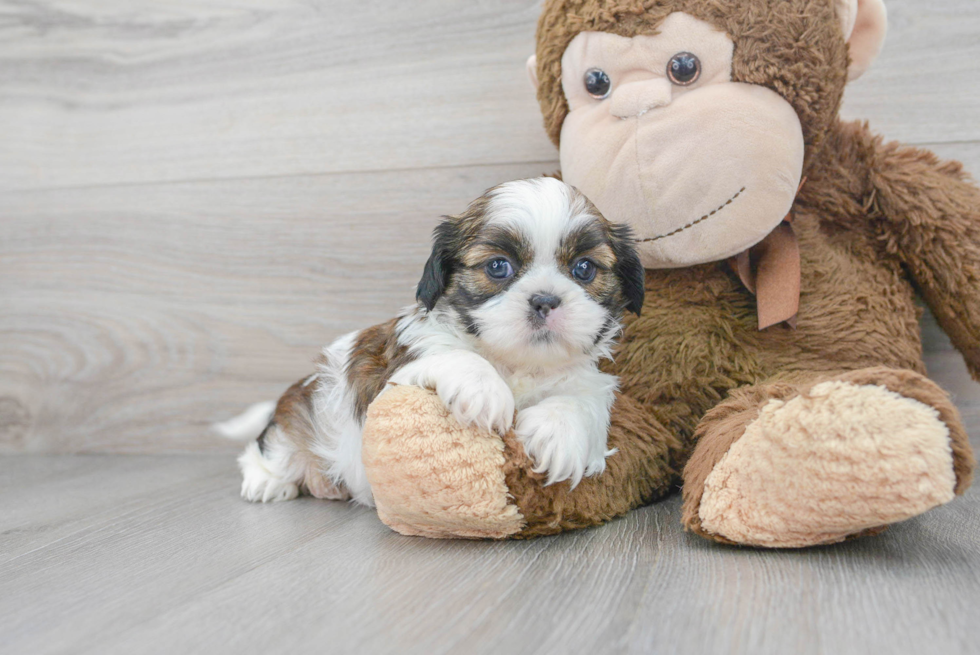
[[529, 294, 562, 320]]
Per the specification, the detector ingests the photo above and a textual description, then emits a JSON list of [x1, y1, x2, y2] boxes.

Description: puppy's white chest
[[505, 371, 558, 410], [508, 375, 536, 399]]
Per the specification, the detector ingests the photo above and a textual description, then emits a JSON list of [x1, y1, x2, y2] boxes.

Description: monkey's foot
[[683, 369, 974, 548]]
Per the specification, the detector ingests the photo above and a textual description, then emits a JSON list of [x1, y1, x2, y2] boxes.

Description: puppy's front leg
[[388, 351, 515, 434], [515, 372, 618, 488]]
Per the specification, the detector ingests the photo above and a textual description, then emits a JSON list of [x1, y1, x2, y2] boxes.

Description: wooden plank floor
[[2, 454, 979, 655]]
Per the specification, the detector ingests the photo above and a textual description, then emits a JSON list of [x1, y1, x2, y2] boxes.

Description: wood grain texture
[[840, 0, 980, 143], [1, 0, 980, 453], [1, 0, 979, 192], [0, 0, 555, 192], [1, 455, 978, 655]]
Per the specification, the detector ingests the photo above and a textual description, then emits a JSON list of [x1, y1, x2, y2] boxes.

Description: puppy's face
[[417, 178, 644, 368]]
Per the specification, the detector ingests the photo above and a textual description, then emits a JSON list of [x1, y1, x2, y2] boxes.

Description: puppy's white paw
[[238, 442, 300, 503], [242, 476, 299, 503], [390, 351, 514, 434], [515, 401, 610, 488], [437, 365, 515, 435], [390, 352, 516, 434]]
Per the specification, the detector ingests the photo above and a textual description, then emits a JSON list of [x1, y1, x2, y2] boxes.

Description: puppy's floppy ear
[[416, 219, 458, 311], [608, 223, 646, 315]]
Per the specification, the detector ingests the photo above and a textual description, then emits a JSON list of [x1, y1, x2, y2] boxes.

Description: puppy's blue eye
[[486, 258, 514, 280], [571, 259, 597, 283]]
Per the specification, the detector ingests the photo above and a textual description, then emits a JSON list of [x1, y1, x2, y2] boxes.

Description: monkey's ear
[[526, 54, 539, 90], [416, 221, 457, 311], [836, 0, 887, 81], [608, 224, 646, 315]]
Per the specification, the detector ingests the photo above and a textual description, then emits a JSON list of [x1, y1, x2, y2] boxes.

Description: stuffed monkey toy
[[360, 0, 978, 547]]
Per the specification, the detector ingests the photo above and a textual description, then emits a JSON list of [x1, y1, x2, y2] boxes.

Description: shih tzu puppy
[[216, 177, 645, 505]]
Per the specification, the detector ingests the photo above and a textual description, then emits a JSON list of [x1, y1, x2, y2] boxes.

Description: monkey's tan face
[[555, 12, 805, 269]]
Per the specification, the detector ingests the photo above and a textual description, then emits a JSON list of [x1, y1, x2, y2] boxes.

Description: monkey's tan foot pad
[[362, 385, 525, 539], [693, 381, 958, 548]]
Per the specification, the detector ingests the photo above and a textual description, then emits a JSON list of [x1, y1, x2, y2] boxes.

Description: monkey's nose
[[529, 294, 562, 319], [609, 79, 673, 118]]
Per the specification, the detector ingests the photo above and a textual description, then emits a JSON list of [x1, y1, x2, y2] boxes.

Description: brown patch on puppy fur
[[557, 218, 641, 315], [256, 317, 417, 502], [260, 376, 317, 460], [421, 182, 644, 328], [264, 375, 351, 500], [463, 225, 535, 270], [417, 194, 494, 312], [345, 318, 416, 422], [272, 377, 316, 437], [449, 224, 535, 321]]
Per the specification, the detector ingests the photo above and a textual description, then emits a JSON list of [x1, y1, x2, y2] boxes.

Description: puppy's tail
[[213, 401, 277, 441]]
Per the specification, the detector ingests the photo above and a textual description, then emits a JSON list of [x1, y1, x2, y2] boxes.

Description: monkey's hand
[[361, 385, 682, 539], [871, 139, 980, 380]]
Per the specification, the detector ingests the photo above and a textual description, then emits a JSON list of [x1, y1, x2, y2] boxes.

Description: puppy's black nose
[[529, 294, 562, 319]]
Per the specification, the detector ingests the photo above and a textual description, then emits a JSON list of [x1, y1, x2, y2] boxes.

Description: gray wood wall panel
[[0, 0, 555, 192], [1, 0, 979, 453], [840, 0, 980, 143], [1, 1, 978, 192]]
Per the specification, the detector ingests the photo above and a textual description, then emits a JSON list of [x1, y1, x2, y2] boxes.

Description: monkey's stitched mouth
[[635, 186, 747, 243]]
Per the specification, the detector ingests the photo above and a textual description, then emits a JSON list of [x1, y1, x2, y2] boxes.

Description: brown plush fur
[[837, 368, 974, 495], [610, 122, 931, 439], [534, 0, 849, 171], [363, 385, 526, 539], [361, 0, 978, 543], [533, 117, 976, 540], [681, 367, 975, 543], [519, 0, 978, 541]]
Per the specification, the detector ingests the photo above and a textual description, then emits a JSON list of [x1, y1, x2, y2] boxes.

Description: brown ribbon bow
[[728, 179, 806, 330]]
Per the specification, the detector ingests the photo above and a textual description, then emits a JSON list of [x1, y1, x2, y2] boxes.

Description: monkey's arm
[[362, 384, 683, 538], [871, 140, 980, 380]]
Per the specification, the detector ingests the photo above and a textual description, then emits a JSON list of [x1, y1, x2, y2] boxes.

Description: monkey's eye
[[571, 258, 597, 283], [485, 258, 515, 280], [584, 68, 612, 99], [666, 52, 701, 86]]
